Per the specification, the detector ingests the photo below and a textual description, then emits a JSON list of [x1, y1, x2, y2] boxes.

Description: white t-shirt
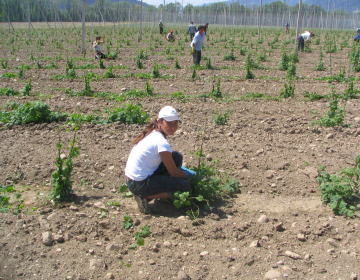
[[301, 31, 311, 41], [125, 131, 172, 181], [93, 42, 101, 51]]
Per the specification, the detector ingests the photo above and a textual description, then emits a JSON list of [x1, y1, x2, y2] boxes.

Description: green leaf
[[125, 191, 133, 197], [136, 238, 145, 246], [129, 244, 137, 249], [134, 232, 141, 240], [122, 221, 132, 229], [119, 184, 128, 193], [141, 225, 151, 237], [196, 195, 204, 202]]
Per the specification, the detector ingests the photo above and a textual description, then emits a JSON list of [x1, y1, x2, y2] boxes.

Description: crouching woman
[[125, 106, 195, 213]]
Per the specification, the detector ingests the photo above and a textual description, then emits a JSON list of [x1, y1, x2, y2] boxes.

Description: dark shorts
[[126, 151, 191, 197], [95, 52, 106, 59]]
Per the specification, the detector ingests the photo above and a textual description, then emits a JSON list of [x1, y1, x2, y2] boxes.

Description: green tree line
[[0, 0, 352, 23]]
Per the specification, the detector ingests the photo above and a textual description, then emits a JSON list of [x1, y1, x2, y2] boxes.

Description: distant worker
[[188, 22, 197, 41], [93, 36, 106, 60], [285, 22, 290, 33], [204, 23, 209, 35], [297, 31, 314, 52], [159, 20, 164, 34], [357, 27, 360, 34], [191, 25, 205, 65], [167, 30, 175, 42], [355, 34, 360, 42]]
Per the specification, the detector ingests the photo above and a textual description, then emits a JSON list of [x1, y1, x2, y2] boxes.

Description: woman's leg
[[128, 175, 191, 198], [197, 50, 202, 64], [153, 151, 183, 175]]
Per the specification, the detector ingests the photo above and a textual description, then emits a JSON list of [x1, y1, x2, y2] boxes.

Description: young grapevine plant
[[317, 155, 360, 217]]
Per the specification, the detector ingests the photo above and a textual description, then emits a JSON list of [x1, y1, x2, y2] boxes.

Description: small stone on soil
[[93, 202, 106, 209], [106, 244, 121, 251], [257, 215, 269, 224], [249, 240, 260, 248], [264, 269, 282, 279], [89, 259, 105, 270], [326, 133, 334, 139], [76, 213, 87, 217], [42, 232, 53, 246], [105, 273, 115, 279], [285, 250, 302, 260], [297, 234, 306, 241], [274, 222, 283, 231], [54, 235, 64, 243], [177, 270, 190, 280]]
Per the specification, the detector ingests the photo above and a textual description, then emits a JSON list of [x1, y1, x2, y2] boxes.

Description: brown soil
[[0, 25, 360, 280]]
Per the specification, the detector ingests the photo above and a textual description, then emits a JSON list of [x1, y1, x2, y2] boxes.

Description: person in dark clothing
[[204, 23, 209, 35], [297, 31, 314, 52], [159, 20, 164, 34]]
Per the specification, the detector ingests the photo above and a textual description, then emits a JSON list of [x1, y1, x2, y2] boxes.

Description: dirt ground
[[0, 24, 360, 280]]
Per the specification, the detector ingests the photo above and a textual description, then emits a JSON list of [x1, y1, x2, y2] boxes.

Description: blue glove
[[180, 166, 204, 180], [181, 166, 197, 178]]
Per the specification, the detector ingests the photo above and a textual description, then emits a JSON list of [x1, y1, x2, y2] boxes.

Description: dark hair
[[191, 22, 193, 23], [310, 32, 315, 37], [206, 23, 209, 25], [198, 25, 205, 30], [132, 118, 162, 145], [96, 36, 101, 40]]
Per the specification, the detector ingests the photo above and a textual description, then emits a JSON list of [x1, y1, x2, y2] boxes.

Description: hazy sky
[[143, 0, 224, 7]]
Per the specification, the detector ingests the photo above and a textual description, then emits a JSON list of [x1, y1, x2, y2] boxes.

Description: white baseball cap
[[158, 106, 181, 122]]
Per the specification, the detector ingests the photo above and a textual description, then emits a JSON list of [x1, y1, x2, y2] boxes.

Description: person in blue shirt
[[187, 22, 197, 41], [355, 34, 360, 42], [190, 25, 205, 65], [285, 22, 289, 33]]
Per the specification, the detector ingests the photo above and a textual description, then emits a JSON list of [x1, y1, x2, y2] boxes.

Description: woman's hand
[[160, 152, 186, 178]]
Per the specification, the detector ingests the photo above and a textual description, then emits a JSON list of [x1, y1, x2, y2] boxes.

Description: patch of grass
[[317, 155, 360, 217], [223, 48, 236, 61], [122, 214, 133, 229], [171, 91, 189, 103], [103, 65, 116, 78], [0, 101, 66, 126], [0, 72, 16, 79], [210, 78, 222, 99], [151, 64, 160, 78], [50, 127, 79, 205], [0, 185, 13, 213], [239, 92, 264, 100], [0, 87, 19, 96], [316, 99, 345, 127], [279, 81, 295, 98], [65, 113, 102, 125], [341, 80, 359, 100], [21, 80, 32, 96], [173, 144, 239, 218], [303, 91, 326, 101], [213, 110, 230, 125], [105, 103, 149, 124]]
